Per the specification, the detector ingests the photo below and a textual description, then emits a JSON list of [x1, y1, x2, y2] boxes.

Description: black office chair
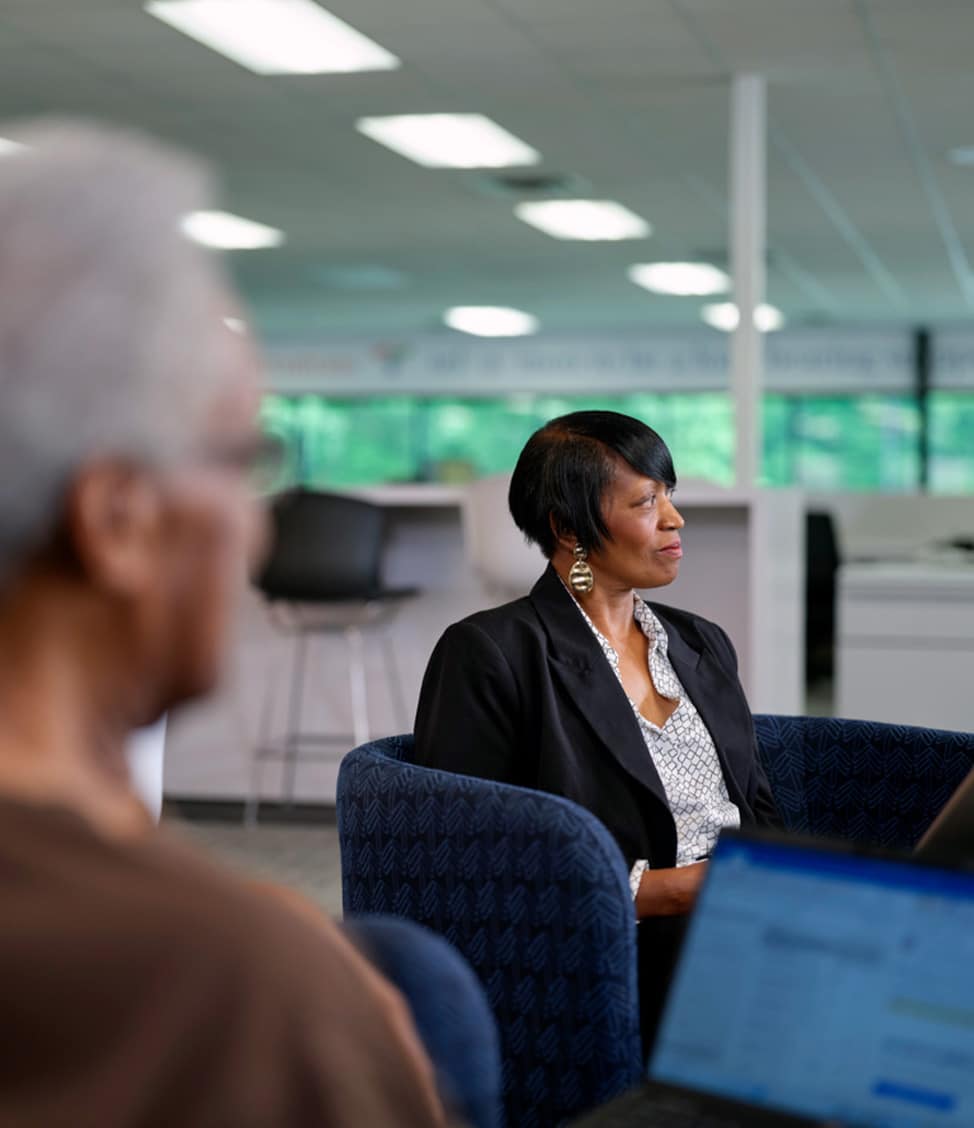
[[805, 510, 841, 685], [251, 489, 415, 814]]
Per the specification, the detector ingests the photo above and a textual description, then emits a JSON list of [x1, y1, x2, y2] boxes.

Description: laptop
[[572, 827, 974, 1127], [915, 768, 974, 860]]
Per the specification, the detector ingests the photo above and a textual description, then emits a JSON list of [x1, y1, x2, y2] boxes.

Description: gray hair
[[0, 119, 237, 585]]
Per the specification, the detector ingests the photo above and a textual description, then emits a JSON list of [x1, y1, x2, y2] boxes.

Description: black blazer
[[415, 565, 780, 871]]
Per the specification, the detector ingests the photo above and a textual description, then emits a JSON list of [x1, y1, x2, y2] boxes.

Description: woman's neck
[[551, 554, 638, 644]]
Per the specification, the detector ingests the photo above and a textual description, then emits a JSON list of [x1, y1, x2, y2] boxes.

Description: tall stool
[[250, 489, 414, 816], [461, 473, 544, 599]]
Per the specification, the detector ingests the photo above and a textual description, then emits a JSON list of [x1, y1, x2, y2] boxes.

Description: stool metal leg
[[381, 621, 409, 732], [247, 661, 279, 827], [345, 624, 370, 746], [245, 756, 262, 828], [282, 628, 309, 803]]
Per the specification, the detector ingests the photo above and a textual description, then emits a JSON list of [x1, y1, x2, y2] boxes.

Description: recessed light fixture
[[470, 170, 590, 201], [223, 316, 247, 333], [181, 210, 284, 250], [144, 0, 400, 75], [701, 302, 785, 333], [0, 138, 25, 156], [356, 114, 540, 169], [444, 306, 539, 337], [628, 262, 730, 297], [515, 200, 651, 241], [948, 146, 974, 167]]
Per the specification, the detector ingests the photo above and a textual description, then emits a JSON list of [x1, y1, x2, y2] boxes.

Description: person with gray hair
[[0, 120, 453, 1128]]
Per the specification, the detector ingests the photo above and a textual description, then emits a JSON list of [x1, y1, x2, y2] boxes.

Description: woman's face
[[586, 458, 685, 591]]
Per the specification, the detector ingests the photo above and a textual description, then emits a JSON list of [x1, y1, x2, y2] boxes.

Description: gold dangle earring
[[568, 543, 595, 595]]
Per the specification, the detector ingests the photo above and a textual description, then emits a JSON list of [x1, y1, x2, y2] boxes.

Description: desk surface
[[841, 558, 974, 596], [337, 483, 468, 507]]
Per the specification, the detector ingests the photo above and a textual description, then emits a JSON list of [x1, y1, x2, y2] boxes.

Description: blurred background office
[[6, 0, 974, 895]]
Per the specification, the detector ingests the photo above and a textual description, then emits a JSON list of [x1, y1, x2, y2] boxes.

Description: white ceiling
[[2, 0, 974, 336]]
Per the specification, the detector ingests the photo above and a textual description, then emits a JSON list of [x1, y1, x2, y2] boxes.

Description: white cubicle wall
[[806, 491, 974, 731], [837, 563, 974, 731], [650, 488, 804, 715]]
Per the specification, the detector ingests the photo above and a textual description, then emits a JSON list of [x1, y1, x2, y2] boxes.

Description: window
[[763, 395, 920, 491], [261, 392, 924, 492], [929, 392, 974, 493]]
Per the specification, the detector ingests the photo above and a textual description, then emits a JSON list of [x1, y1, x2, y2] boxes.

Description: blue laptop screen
[[650, 835, 974, 1127]]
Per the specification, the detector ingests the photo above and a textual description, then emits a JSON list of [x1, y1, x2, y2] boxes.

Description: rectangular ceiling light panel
[[515, 199, 651, 241], [444, 306, 539, 337], [356, 114, 540, 169], [145, 0, 400, 75], [701, 302, 785, 333], [182, 210, 284, 250]]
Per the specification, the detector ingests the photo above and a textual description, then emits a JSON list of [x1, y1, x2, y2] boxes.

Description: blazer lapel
[[529, 567, 671, 809], [653, 604, 752, 815]]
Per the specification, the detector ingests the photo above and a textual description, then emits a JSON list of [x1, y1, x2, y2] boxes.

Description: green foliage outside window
[[260, 390, 938, 493], [929, 392, 974, 493], [260, 393, 738, 487], [763, 395, 920, 490]]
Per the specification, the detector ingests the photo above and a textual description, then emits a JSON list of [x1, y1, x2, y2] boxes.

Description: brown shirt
[[0, 797, 445, 1128]]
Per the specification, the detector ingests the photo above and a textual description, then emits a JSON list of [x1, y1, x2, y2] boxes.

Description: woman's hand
[[634, 861, 708, 919]]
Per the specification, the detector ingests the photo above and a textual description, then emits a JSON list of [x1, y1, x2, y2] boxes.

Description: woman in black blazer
[[415, 410, 780, 1047]]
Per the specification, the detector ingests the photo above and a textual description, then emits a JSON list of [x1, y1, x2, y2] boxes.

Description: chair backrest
[[804, 511, 841, 680], [462, 474, 545, 597], [258, 489, 385, 600], [755, 714, 974, 847], [805, 511, 841, 587], [337, 734, 642, 1128], [345, 914, 501, 1128]]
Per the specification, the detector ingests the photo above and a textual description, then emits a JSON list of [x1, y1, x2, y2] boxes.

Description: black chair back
[[805, 510, 841, 681], [258, 489, 385, 601]]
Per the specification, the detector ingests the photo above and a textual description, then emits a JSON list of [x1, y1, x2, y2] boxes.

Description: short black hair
[[508, 410, 676, 558]]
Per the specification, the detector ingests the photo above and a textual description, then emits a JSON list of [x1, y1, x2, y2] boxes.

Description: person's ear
[[548, 512, 578, 556], [62, 460, 164, 597]]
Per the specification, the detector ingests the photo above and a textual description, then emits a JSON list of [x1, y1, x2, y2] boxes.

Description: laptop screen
[[650, 832, 974, 1127]]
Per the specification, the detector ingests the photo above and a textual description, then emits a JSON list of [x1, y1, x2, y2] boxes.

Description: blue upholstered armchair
[[337, 733, 642, 1128], [753, 714, 974, 847], [337, 717, 974, 1127]]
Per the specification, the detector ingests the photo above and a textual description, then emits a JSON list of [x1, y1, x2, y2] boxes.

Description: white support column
[[127, 716, 167, 822], [730, 73, 767, 488]]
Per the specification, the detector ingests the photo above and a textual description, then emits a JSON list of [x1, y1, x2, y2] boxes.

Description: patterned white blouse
[[567, 589, 741, 897]]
